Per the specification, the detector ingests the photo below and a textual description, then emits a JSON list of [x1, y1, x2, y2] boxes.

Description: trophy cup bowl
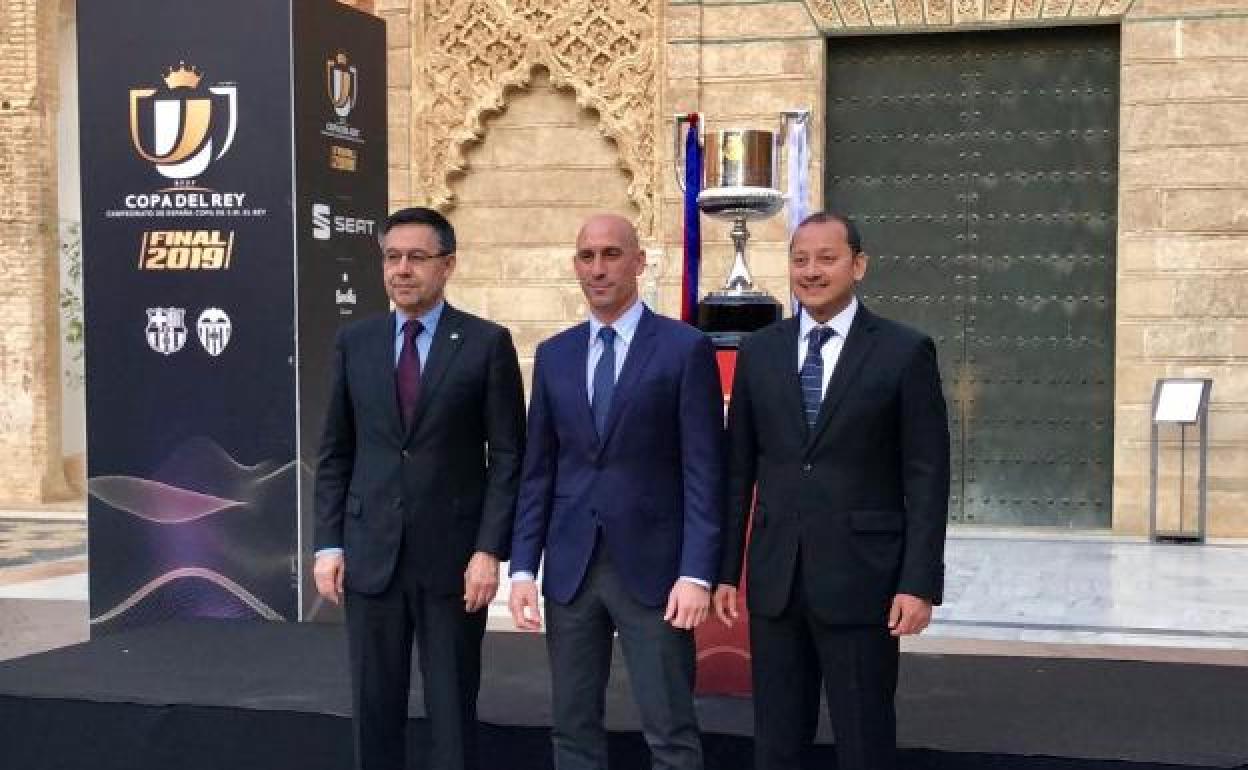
[[690, 128, 785, 346]]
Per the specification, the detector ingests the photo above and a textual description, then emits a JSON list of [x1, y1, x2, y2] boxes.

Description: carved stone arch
[[418, 0, 659, 236], [801, 0, 1138, 30]]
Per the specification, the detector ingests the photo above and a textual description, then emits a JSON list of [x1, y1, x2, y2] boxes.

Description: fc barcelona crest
[[145, 307, 188, 355], [197, 307, 232, 357], [326, 52, 358, 120], [129, 62, 238, 180]]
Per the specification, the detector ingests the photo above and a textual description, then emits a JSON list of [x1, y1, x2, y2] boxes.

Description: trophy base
[[696, 292, 782, 350]]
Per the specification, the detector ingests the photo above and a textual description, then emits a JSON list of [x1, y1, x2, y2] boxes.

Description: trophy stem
[[724, 215, 754, 292]]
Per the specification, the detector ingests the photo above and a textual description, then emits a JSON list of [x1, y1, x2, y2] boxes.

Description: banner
[[680, 114, 703, 324], [785, 113, 810, 315], [78, 0, 386, 634], [293, 2, 388, 622]]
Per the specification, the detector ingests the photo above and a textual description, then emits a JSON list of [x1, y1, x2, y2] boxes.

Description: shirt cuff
[[315, 547, 344, 558], [510, 571, 536, 582], [679, 576, 710, 589]]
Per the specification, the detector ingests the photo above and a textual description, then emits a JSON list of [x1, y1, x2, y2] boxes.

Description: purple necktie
[[396, 319, 423, 428]]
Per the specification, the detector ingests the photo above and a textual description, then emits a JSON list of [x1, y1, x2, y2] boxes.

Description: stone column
[[0, 0, 73, 503]]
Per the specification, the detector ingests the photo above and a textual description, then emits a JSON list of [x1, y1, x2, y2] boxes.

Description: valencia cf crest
[[129, 62, 238, 180], [326, 52, 358, 120], [145, 307, 188, 355], [196, 307, 232, 357]]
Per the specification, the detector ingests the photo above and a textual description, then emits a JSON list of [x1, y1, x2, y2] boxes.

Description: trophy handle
[[673, 113, 700, 193], [778, 108, 811, 202]]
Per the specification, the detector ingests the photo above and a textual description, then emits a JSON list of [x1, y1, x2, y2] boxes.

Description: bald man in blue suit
[[508, 214, 724, 770]]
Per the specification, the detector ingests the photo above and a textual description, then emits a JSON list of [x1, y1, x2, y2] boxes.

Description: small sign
[[1153, 380, 1209, 424]]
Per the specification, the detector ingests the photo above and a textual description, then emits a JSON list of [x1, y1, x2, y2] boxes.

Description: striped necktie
[[800, 325, 834, 430]]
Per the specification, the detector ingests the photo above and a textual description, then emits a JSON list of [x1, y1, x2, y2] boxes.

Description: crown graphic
[[163, 62, 203, 90]]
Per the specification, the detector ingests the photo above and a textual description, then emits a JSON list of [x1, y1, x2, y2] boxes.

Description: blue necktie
[[591, 326, 617, 438], [801, 326, 834, 430]]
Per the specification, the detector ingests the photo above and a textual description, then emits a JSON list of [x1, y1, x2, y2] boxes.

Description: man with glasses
[[314, 207, 526, 770]]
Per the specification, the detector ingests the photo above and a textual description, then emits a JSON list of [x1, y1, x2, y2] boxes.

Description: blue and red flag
[[680, 113, 703, 324]]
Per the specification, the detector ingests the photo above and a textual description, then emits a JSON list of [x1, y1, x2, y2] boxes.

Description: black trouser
[[544, 546, 703, 770], [750, 561, 900, 770], [345, 531, 487, 770]]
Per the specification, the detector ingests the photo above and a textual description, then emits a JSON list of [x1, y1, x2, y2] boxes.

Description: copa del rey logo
[[326, 52, 357, 119], [129, 62, 238, 180], [145, 307, 231, 356], [322, 51, 363, 143]]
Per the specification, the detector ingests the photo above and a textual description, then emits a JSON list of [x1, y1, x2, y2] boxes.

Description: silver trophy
[[675, 111, 808, 344]]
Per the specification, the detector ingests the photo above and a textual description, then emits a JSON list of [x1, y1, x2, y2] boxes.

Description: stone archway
[[444, 68, 637, 383], [403, 0, 662, 238]]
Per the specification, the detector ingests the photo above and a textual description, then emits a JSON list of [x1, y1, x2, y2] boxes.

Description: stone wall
[[0, 0, 72, 503], [445, 71, 637, 382], [1115, 0, 1248, 535], [8, 0, 1248, 535]]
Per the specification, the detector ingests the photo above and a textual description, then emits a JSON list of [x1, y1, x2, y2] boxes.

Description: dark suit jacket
[[314, 304, 526, 597], [721, 302, 950, 625], [510, 307, 724, 608]]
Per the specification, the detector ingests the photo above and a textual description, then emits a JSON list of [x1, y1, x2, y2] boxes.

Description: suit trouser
[[344, 531, 487, 770], [544, 545, 703, 770], [749, 562, 900, 770]]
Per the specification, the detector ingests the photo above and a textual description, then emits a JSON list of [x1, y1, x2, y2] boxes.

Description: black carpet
[[0, 620, 1244, 769]]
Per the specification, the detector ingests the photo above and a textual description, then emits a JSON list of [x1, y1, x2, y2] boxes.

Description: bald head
[[573, 213, 645, 325], [577, 213, 640, 253]]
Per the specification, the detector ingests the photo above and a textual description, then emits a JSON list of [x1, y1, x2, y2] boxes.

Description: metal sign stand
[[1149, 378, 1213, 543]]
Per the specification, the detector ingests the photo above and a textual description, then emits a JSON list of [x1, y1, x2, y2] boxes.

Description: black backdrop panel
[[292, 0, 389, 622], [80, 0, 300, 632]]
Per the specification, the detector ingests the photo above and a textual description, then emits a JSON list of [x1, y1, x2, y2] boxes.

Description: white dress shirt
[[798, 295, 858, 397]]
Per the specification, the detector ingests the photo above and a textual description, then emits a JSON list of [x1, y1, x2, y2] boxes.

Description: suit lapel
[[404, 304, 466, 443], [769, 317, 808, 440], [598, 307, 658, 448], [806, 305, 877, 451], [377, 314, 404, 439]]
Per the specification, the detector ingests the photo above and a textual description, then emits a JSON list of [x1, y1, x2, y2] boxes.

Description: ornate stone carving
[[954, 0, 984, 22], [804, 0, 1136, 28], [925, 0, 953, 24], [835, 0, 872, 26], [895, 0, 926, 24], [419, 0, 659, 235], [866, 0, 898, 25], [985, 0, 1013, 21]]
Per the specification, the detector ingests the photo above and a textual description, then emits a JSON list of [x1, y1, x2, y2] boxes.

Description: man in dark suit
[[713, 211, 950, 770], [507, 213, 724, 770], [313, 207, 526, 770]]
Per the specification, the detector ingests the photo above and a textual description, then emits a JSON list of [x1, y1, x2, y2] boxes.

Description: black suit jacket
[[721, 303, 950, 625], [314, 304, 526, 596]]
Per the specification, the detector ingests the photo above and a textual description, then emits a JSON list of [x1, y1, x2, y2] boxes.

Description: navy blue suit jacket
[[510, 307, 725, 608]]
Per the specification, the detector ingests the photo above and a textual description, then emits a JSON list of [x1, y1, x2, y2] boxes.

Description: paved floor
[[1, 511, 1247, 665]]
